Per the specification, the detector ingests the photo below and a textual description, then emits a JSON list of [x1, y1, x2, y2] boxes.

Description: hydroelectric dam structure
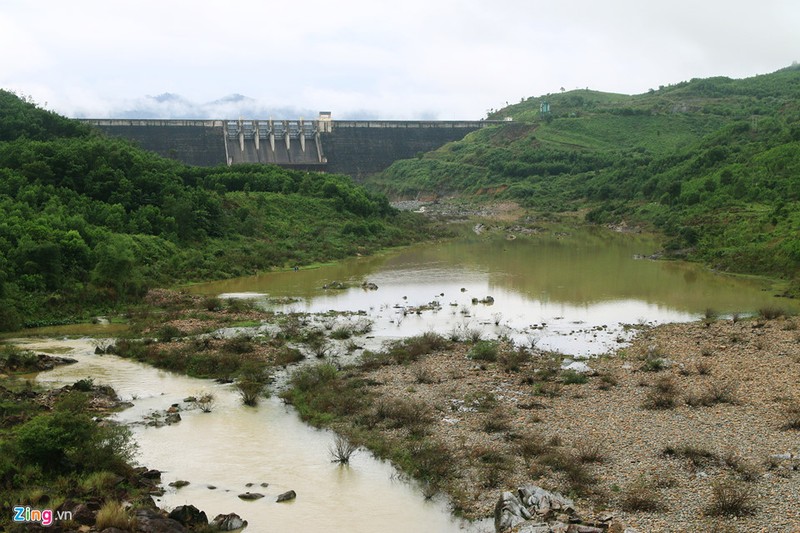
[[81, 115, 501, 178]]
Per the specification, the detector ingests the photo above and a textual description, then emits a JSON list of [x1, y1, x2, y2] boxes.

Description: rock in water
[[276, 490, 297, 502], [167, 505, 208, 528], [211, 513, 248, 531], [238, 492, 265, 501]]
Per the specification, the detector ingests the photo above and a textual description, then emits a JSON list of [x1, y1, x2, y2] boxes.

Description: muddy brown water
[[187, 228, 794, 355], [17, 337, 486, 533]]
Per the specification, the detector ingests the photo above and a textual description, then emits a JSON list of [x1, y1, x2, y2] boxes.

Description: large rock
[[134, 508, 187, 533], [276, 490, 297, 502], [167, 505, 208, 528], [517, 485, 574, 515], [494, 491, 531, 531], [211, 513, 248, 531]]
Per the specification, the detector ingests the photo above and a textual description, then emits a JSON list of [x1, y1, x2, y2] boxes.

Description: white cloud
[[2, 0, 798, 119]]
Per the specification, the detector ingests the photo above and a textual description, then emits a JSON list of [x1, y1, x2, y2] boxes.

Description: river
[[13, 227, 796, 532], [21, 336, 487, 533]]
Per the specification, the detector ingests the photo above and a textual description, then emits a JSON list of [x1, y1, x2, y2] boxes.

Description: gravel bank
[[344, 317, 800, 532]]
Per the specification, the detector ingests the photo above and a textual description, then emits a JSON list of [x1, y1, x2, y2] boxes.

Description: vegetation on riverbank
[[0, 347, 152, 530], [0, 90, 445, 331], [369, 65, 800, 283]]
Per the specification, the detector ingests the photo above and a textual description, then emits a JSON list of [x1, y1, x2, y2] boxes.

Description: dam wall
[[319, 121, 487, 178], [81, 118, 497, 178]]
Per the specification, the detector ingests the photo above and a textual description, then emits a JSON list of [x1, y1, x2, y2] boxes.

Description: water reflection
[[188, 229, 793, 356]]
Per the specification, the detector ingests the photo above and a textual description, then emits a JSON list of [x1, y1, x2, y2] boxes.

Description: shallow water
[[17, 337, 487, 533], [187, 229, 793, 356]]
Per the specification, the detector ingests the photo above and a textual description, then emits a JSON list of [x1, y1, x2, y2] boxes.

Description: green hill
[[0, 91, 431, 330], [370, 66, 800, 282]]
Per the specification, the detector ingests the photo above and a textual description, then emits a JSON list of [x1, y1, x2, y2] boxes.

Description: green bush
[[468, 341, 499, 362], [13, 393, 134, 474]]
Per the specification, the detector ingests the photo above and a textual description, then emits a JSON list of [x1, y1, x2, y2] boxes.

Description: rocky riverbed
[[289, 314, 800, 532]]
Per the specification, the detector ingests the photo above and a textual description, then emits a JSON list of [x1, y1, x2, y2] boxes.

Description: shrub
[[413, 366, 438, 384], [290, 363, 338, 392], [95, 500, 136, 530], [533, 381, 562, 398], [374, 397, 432, 432], [155, 325, 183, 342], [781, 401, 800, 430], [663, 443, 717, 468], [329, 434, 358, 464], [389, 332, 448, 363], [72, 378, 94, 392], [330, 326, 352, 340], [597, 373, 618, 390], [560, 369, 588, 385], [642, 357, 668, 372], [202, 296, 222, 311], [482, 408, 512, 433], [620, 477, 663, 512], [274, 346, 304, 366], [15, 402, 135, 474], [705, 478, 756, 516], [722, 451, 761, 482], [226, 298, 256, 313], [408, 441, 455, 486], [758, 306, 784, 320], [574, 440, 605, 463], [643, 376, 679, 409], [196, 392, 216, 413], [80, 470, 120, 496], [539, 449, 595, 495], [685, 381, 737, 407], [463, 391, 498, 412], [468, 341, 499, 362], [224, 335, 254, 354], [499, 346, 532, 372]]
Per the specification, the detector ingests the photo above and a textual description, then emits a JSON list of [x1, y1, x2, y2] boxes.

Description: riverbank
[[281, 314, 800, 532]]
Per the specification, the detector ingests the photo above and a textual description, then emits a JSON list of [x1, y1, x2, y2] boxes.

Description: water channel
[[14, 227, 796, 532]]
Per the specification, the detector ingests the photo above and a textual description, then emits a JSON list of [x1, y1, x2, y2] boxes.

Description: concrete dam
[[81, 116, 499, 178]]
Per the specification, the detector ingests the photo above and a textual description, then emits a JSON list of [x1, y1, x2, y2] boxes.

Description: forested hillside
[[372, 66, 800, 282], [0, 91, 429, 330]]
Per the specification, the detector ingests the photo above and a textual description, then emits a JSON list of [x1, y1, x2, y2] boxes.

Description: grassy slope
[[368, 66, 800, 281]]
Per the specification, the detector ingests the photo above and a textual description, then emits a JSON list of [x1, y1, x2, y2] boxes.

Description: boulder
[[494, 490, 530, 531], [211, 513, 248, 531], [167, 505, 208, 528], [134, 508, 187, 533], [517, 485, 574, 515], [276, 490, 297, 502], [141, 469, 162, 479]]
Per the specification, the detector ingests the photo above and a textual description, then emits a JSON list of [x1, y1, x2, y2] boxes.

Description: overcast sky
[[2, 0, 798, 120]]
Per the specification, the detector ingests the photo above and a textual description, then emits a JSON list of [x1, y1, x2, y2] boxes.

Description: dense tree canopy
[[0, 90, 419, 330]]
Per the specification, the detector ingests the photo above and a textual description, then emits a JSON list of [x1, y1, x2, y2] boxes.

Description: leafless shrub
[[196, 391, 216, 413], [329, 434, 358, 464]]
